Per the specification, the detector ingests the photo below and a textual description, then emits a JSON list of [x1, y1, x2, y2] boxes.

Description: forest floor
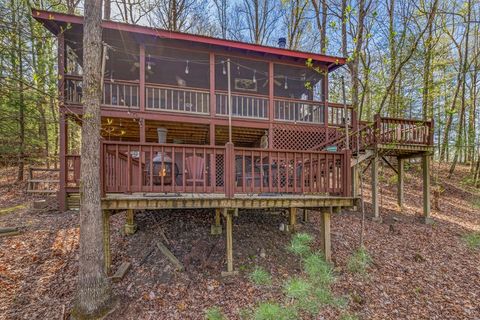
[[0, 162, 479, 320]]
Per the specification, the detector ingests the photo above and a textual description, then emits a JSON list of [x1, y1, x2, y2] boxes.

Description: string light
[[252, 70, 256, 84], [222, 60, 226, 75], [284, 76, 288, 90], [147, 54, 152, 71], [185, 60, 190, 74]]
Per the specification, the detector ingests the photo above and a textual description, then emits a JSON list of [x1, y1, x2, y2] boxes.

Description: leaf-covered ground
[[0, 162, 479, 319]]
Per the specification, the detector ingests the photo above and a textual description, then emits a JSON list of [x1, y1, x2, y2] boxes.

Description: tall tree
[[71, 0, 114, 317]]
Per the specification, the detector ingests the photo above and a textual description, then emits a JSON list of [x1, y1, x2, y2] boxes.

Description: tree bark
[[72, 0, 113, 317]]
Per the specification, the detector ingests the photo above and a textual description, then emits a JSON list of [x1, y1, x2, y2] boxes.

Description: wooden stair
[[67, 193, 80, 210]]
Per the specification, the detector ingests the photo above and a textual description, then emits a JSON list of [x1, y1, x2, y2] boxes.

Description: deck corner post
[[422, 154, 432, 224], [211, 208, 223, 235], [124, 209, 137, 235], [371, 154, 382, 222], [103, 209, 111, 274], [320, 207, 332, 263], [288, 207, 297, 232], [397, 157, 405, 210], [221, 208, 238, 276]]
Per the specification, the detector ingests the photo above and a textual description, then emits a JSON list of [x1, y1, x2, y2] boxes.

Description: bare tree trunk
[[449, 0, 472, 177], [72, 0, 113, 317]]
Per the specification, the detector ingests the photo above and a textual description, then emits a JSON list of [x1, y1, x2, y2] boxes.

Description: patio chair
[[185, 155, 205, 186]]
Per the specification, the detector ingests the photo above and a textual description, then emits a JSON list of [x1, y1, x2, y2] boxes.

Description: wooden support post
[[351, 166, 359, 210], [302, 209, 309, 223], [288, 207, 297, 232], [124, 209, 137, 235], [320, 208, 332, 263], [221, 208, 238, 276], [397, 157, 404, 210], [103, 210, 111, 274], [422, 154, 433, 224], [211, 208, 223, 235], [371, 155, 382, 222], [58, 111, 67, 212]]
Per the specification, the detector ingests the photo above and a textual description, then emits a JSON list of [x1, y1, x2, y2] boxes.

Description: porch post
[[422, 154, 432, 224], [139, 43, 145, 113], [320, 207, 332, 262], [323, 69, 329, 127], [209, 52, 215, 117], [268, 61, 274, 147], [397, 157, 404, 209], [371, 154, 381, 222]]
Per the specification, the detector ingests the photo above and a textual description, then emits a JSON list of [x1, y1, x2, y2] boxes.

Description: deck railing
[[99, 142, 351, 197], [146, 84, 210, 114], [65, 155, 81, 189], [65, 76, 139, 109], [233, 147, 351, 195], [374, 115, 433, 146], [216, 91, 269, 119], [274, 98, 325, 124], [102, 142, 226, 193]]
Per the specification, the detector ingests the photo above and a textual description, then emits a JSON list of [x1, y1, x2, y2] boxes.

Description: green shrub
[[288, 232, 314, 257], [303, 252, 334, 286], [283, 277, 311, 300], [205, 306, 226, 320], [253, 302, 296, 320], [249, 266, 272, 286], [463, 232, 480, 249], [347, 246, 372, 275]]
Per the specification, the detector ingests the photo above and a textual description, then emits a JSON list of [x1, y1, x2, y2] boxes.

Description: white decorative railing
[[146, 84, 209, 115], [216, 92, 269, 119]]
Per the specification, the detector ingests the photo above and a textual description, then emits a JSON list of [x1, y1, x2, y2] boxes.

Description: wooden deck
[[101, 192, 356, 210]]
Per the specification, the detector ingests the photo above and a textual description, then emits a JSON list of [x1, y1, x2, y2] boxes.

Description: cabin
[[34, 9, 434, 275]]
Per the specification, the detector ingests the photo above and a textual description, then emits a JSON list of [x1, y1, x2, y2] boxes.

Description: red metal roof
[[33, 9, 346, 70]]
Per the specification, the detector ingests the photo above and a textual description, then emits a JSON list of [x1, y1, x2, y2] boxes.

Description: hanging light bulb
[[185, 60, 190, 74], [222, 61, 226, 75], [147, 54, 152, 71], [110, 71, 114, 83], [252, 70, 256, 84], [284, 76, 288, 90]]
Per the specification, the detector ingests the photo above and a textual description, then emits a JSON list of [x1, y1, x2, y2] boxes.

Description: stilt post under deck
[[288, 207, 297, 232], [320, 207, 332, 263], [422, 154, 433, 224], [302, 209, 309, 223], [397, 157, 404, 209], [371, 155, 381, 222], [58, 110, 67, 212], [124, 209, 137, 235], [221, 208, 238, 276], [211, 208, 222, 235], [103, 209, 111, 274], [351, 166, 359, 210]]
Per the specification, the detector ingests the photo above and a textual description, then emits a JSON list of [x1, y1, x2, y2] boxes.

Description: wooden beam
[[155, 240, 184, 271], [110, 262, 131, 282], [59, 110, 67, 212], [422, 154, 432, 224], [381, 156, 398, 174], [103, 210, 111, 274], [397, 157, 404, 209], [320, 207, 331, 262]]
